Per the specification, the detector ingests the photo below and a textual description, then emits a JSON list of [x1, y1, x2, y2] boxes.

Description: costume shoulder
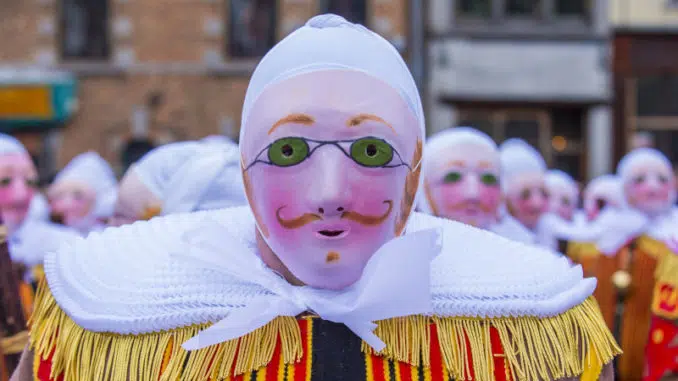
[[30, 208, 619, 381], [407, 212, 597, 318]]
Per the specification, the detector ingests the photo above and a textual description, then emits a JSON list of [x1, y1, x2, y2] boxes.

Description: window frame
[[454, 0, 591, 32], [317, 0, 370, 26], [224, 0, 279, 60], [58, 0, 111, 62]]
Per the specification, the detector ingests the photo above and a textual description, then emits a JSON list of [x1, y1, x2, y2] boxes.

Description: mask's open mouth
[[318, 230, 344, 237]]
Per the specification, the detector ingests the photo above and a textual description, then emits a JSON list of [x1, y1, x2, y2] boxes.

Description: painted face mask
[[499, 139, 548, 231], [618, 148, 676, 217], [583, 174, 624, 221], [0, 153, 38, 230], [421, 127, 501, 229], [545, 170, 579, 221], [48, 152, 117, 231], [240, 16, 424, 290]]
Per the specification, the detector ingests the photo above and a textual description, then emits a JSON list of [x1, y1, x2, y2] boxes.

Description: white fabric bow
[[173, 218, 442, 352]]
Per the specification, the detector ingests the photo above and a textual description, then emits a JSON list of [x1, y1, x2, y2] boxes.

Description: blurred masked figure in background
[[419, 127, 533, 243], [0, 134, 78, 319], [109, 139, 247, 227], [48, 151, 117, 235]]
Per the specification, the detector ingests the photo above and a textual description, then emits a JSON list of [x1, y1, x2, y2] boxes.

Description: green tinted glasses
[[244, 136, 410, 170]]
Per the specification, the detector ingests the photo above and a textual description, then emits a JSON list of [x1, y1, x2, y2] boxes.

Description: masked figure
[[14, 15, 618, 381], [498, 139, 550, 244], [583, 175, 625, 223], [0, 134, 78, 320], [420, 127, 533, 243], [545, 170, 580, 222], [109, 140, 247, 227], [47, 152, 117, 235]]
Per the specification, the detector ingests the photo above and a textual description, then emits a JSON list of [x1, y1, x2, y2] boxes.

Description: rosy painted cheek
[[437, 183, 465, 207], [478, 186, 501, 209]]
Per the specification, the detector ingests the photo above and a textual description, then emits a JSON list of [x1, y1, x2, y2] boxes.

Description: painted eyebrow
[[478, 161, 493, 169], [447, 160, 466, 167], [346, 113, 396, 133], [268, 113, 315, 135]]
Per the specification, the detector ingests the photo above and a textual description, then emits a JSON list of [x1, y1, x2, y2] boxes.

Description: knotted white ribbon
[[173, 218, 442, 352]]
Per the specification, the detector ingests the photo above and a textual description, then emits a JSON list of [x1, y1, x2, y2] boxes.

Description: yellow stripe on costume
[[365, 353, 375, 381], [579, 343, 603, 381]]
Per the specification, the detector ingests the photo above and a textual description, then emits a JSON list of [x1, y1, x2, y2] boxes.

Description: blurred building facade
[[426, 0, 612, 181], [0, 0, 408, 176], [611, 0, 678, 168]]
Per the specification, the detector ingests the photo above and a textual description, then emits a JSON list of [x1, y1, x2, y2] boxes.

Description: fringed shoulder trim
[[30, 278, 620, 381], [637, 235, 673, 258]]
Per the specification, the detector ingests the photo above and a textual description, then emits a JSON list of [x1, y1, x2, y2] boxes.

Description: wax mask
[[424, 144, 501, 228], [583, 176, 622, 221], [545, 172, 578, 221], [109, 169, 162, 227], [506, 172, 548, 230], [624, 162, 675, 216], [0, 154, 38, 229], [48, 181, 97, 227], [241, 70, 422, 290]]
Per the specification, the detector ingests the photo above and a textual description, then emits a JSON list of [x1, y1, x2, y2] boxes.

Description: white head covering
[[201, 135, 237, 146], [131, 141, 247, 215], [0, 133, 27, 155], [418, 127, 497, 214], [545, 169, 579, 206], [53, 151, 118, 218], [499, 138, 547, 193], [617, 147, 673, 182], [584, 174, 626, 211], [240, 14, 425, 141]]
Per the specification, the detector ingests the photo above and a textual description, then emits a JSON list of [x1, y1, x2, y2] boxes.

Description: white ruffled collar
[[46, 206, 595, 335]]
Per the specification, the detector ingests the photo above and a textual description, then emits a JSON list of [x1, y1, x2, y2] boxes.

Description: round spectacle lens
[[443, 171, 463, 183], [350, 138, 394, 167], [268, 137, 310, 167], [0, 177, 11, 187], [480, 173, 498, 186]]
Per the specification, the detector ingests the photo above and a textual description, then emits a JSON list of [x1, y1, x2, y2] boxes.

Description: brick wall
[[0, 0, 408, 172]]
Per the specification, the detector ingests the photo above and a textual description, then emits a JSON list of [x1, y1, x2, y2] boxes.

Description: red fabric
[[37, 348, 63, 381], [643, 315, 678, 381]]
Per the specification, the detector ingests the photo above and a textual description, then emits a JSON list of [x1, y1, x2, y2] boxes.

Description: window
[[628, 76, 678, 169], [555, 0, 588, 17], [457, 0, 492, 18], [636, 75, 678, 117], [227, 0, 277, 58], [505, 0, 540, 17], [457, 107, 587, 180], [456, 0, 590, 25], [59, 0, 110, 60], [320, 0, 367, 25]]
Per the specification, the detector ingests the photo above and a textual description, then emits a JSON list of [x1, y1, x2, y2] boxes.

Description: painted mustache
[[276, 200, 394, 229], [445, 200, 493, 213], [50, 212, 65, 225]]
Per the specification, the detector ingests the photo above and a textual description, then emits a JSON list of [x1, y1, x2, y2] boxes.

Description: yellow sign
[[0, 86, 53, 119]]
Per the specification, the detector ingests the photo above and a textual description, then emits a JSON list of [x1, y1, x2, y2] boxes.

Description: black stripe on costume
[[310, 319, 366, 381]]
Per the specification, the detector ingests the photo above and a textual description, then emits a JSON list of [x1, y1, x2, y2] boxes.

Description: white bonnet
[[240, 14, 424, 140], [545, 169, 579, 200], [499, 138, 546, 192], [617, 148, 673, 182], [130, 141, 247, 214], [53, 152, 118, 217], [0, 133, 27, 155]]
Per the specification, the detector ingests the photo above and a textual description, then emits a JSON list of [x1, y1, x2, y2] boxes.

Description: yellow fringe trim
[[654, 249, 678, 285], [566, 242, 599, 262], [30, 279, 620, 381], [636, 235, 673, 259], [1, 330, 29, 355]]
